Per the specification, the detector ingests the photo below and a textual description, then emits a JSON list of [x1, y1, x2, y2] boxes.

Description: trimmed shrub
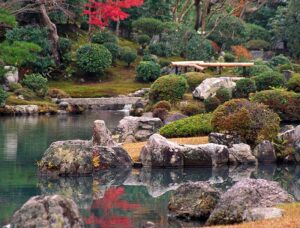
[[254, 71, 286, 91], [160, 114, 213, 138], [269, 55, 292, 68], [103, 42, 120, 63], [245, 39, 270, 50], [216, 87, 232, 103], [250, 89, 300, 121], [21, 73, 48, 96], [47, 88, 70, 99], [212, 99, 280, 145], [136, 61, 161, 83], [149, 75, 188, 103], [91, 31, 118, 44], [278, 64, 294, 73], [204, 97, 221, 112], [0, 87, 8, 105], [153, 108, 169, 121], [292, 64, 300, 73], [186, 36, 213, 61], [76, 44, 112, 74], [58, 37, 72, 54], [137, 34, 151, 46], [231, 45, 252, 60], [249, 64, 273, 76], [14, 88, 36, 100], [148, 42, 172, 57], [245, 23, 270, 41], [179, 102, 205, 116], [152, 100, 171, 111], [120, 47, 137, 67], [183, 72, 211, 91], [234, 78, 256, 98], [287, 75, 300, 92], [132, 17, 164, 36], [142, 54, 158, 63], [9, 82, 22, 92], [224, 53, 236, 62]]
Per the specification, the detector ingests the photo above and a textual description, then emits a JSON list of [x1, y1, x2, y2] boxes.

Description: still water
[[0, 112, 299, 227]]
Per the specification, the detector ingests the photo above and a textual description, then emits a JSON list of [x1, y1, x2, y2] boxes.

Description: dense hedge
[[250, 89, 300, 122], [160, 114, 213, 138], [21, 73, 48, 97], [136, 61, 161, 82], [234, 78, 257, 98], [212, 99, 280, 145], [183, 72, 211, 91]]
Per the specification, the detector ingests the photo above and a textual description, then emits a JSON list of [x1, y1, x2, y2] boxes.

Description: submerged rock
[[168, 182, 221, 220], [206, 178, 294, 225], [11, 195, 83, 228], [243, 207, 284, 222]]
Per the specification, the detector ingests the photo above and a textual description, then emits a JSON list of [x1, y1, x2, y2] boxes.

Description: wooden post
[[243, 66, 247, 77], [184, 67, 188, 73], [175, 66, 179, 75]]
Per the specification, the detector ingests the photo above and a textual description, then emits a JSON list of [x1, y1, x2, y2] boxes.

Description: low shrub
[[91, 31, 118, 44], [245, 39, 270, 50], [76, 44, 112, 74], [292, 64, 300, 73], [250, 89, 300, 122], [149, 74, 188, 103], [287, 75, 300, 92], [136, 61, 161, 83], [58, 37, 72, 54], [216, 87, 232, 103], [153, 108, 169, 121], [0, 87, 8, 105], [179, 102, 205, 116], [234, 78, 256, 98], [9, 82, 22, 92], [142, 54, 158, 63], [47, 88, 70, 99], [204, 97, 221, 112], [231, 45, 252, 60], [224, 53, 235, 62], [148, 42, 172, 57], [212, 99, 280, 145], [269, 55, 291, 68], [248, 64, 273, 76], [103, 42, 120, 63], [278, 64, 294, 73], [186, 36, 213, 61], [21, 73, 48, 96], [14, 88, 36, 100], [137, 34, 151, 47], [254, 71, 286, 91], [183, 72, 211, 91], [152, 100, 171, 111], [120, 47, 137, 67], [159, 60, 171, 68], [160, 114, 213, 138]]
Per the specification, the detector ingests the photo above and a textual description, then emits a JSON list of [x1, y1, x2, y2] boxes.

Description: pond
[[0, 112, 299, 227]]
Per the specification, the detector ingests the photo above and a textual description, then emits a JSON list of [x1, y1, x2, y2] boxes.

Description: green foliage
[[58, 37, 72, 63], [153, 108, 169, 120], [149, 74, 188, 103], [254, 71, 286, 91], [183, 72, 211, 91], [132, 17, 164, 36], [234, 78, 257, 98], [212, 99, 280, 145], [278, 64, 294, 73], [120, 47, 137, 67], [179, 102, 205, 116], [137, 34, 151, 46], [76, 44, 112, 74], [148, 42, 172, 57], [292, 64, 300, 73], [142, 54, 158, 63], [136, 61, 161, 82], [245, 39, 271, 50], [9, 82, 22, 92], [160, 114, 213, 138], [269, 55, 292, 68], [250, 89, 300, 122], [287, 75, 300, 93], [21, 73, 48, 97], [0, 87, 8, 105], [248, 64, 273, 76], [47, 88, 70, 99], [152, 100, 171, 111], [0, 9, 17, 27], [91, 31, 118, 44], [186, 36, 213, 61], [245, 23, 270, 41], [224, 53, 236, 62], [286, 0, 300, 58], [14, 88, 37, 100], [216, 87, 232, 103], [204, 97, 221, 112], [103, 42, 120, 63]]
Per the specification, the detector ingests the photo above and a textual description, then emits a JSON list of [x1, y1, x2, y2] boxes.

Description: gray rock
[[92, 120, 118, 147], [207, 178, 295, 225], [253, 140, 277, 163], [140, 134, 229, 168], [229, 144, 257, 165], [116, 116, 163, 143], [209, 132, 242, 147], [280, 125, 295, 133], [278, 125, 300, 143], [128, 88, 150, 97], [163, 113, 188, 125], [168, 182, 221, 220], [243, 207, 284, 222], [4, 66, 19, 85], [193, 77, 243, 100], [11, 195, 83, 228], [59, 101, 69, 110]]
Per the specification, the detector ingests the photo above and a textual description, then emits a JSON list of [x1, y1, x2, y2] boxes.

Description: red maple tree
[[83, 0, 144, 29]]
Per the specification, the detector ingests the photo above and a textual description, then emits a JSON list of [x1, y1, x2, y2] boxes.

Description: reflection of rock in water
[[229, 165, 256, 182], [38, 177, 93, 210], [4, 133, 18, 161]]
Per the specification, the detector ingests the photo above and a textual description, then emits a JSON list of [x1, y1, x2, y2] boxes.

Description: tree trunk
[[194, 0, 202, 31], [38, 2, 60, 65], [116, 19, 120, 36]]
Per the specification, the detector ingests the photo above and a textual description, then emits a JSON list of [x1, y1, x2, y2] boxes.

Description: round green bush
[[120, 47, 137, 67], [58, 37, 72, 54], [245, 39, 270, 50], [76, 44, 112, 74], [160, 114, 213, 138], [21, 73, 48, 96], [137, 34, 151, 46], [269, 55, 292, 68], [91, 31, 118, 44], [148, 42, 172, 57], [183, 72, 211, 91], [224, 53, 236, 62], [179, 102, 205, 116], [250, 89, 300, 122], [152, 100, 171, 111], [136, 61, 161, 83], [0, 87, 8, 105], [132, 18, 164, 36], [142, 54, 158, 63], [204, 97, 221, 112], [149, 75, 188, 103], [9, 82, 22, 92], [234, 78, 257, 98], [212, 99, 280, 145], [216, 87, 232, 103], [254, 71, 286, 91], [287, 75, 300, 92], [186, 36, 213, 61], [103, 42, 120, 63]]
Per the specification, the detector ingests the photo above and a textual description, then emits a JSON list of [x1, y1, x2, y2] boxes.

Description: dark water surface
[[0, 112, 299, 227]]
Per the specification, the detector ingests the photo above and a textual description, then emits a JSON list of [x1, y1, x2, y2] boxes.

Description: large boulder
[[229, 144, 257, 165], [208, 132, 242, 147], [193, 77, 243, 100], [168, 182, 221, 220], [206, 178, 295, 225], [163, 113, 188, 125], [253, 140, 277, 163], [116, 116, 163, 143], [140, 134, 229, 168], [92, 120, 118, 147], [10, 195, 83, 228]]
